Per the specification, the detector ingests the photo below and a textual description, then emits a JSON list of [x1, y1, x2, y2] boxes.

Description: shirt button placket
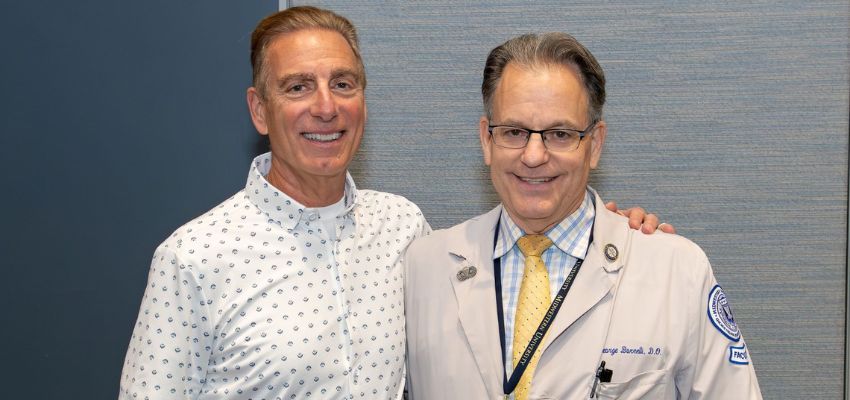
[[332, 215, 356, 394]]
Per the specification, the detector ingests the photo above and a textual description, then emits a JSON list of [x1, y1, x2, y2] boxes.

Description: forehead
[[264, 28, 359, 75], [492, 62, 589, 126]]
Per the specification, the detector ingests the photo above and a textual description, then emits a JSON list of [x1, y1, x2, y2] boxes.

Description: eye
[[281, 80, 317, 98], [332, 78, 358, 94], [286, 83, 307, 94], [505, 128, 527, 138], [547, 130, 576, 140]]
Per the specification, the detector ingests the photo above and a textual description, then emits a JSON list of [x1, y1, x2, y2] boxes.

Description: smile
[[518, 176, 554, 184], [303, 131, 343, 142]]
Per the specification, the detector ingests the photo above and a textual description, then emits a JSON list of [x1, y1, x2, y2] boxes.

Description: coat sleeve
[[119, 246, 214, 400], [678, 251, 763, 399]]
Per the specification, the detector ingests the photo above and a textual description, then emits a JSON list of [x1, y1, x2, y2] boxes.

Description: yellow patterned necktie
[[513, 234, 554, 400]]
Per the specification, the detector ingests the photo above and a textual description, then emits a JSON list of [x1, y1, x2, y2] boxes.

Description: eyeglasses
[[487, 122, 596, 151]]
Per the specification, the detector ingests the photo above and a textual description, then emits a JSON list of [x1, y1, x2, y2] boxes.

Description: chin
[[310, 155, 349, 169], [512, 206, 555, 221]]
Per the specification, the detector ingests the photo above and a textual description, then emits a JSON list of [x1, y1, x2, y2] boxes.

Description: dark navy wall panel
[[0, 2, 276, 398]]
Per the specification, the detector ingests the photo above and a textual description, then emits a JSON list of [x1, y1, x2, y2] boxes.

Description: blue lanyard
[[493, 219, 586, 397]]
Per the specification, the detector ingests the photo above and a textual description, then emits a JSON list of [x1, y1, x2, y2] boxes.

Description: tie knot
[[517, 234, 553, 257]]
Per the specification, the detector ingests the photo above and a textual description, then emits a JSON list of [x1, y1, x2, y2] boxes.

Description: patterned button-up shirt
[[120, 153, 430, 399]]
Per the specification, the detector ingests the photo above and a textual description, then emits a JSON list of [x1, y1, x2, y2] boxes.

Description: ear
[[588, 120, 606, 169], [247, 87, 269, 135], [479, 115, 493, 166]]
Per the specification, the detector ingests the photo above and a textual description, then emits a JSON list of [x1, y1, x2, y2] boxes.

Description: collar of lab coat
[[444, 188, 633, 397]]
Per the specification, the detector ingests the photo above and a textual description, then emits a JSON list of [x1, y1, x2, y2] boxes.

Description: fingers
[[658, 222, 677, 234], [605, 201, 625, 215], [612, 205, 676, 234], [639, 213, 660, 234], [624, 207, 646, 230]]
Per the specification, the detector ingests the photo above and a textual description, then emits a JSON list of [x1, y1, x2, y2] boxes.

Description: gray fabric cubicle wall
[[293, 1, 849, 398]]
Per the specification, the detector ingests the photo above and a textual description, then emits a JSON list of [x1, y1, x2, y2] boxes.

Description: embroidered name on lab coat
[[602, 346, 664, 356]]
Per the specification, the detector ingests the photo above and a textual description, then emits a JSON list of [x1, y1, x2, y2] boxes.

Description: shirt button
[[308, 213, 318, 221]]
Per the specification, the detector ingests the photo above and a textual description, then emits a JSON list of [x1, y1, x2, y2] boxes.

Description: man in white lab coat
[[404, 32, 762, 399]]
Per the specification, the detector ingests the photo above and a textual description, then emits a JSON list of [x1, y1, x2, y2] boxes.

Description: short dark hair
[[482, 32, 606, 124], [250, 6, 366, 98]]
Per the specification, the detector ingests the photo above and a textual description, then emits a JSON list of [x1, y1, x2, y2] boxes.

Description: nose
[[310, 86, 338, 121], [520, 132, 549, 167]]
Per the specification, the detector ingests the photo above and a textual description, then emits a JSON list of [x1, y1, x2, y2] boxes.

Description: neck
[[265, 160, 346, 208], [512, 217, 558, 235], [507, 202, 584, 235]]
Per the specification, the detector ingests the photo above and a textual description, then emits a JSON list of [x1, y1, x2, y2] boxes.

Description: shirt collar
[[494, 189, 595, 260], [244, 152, 357, 231]]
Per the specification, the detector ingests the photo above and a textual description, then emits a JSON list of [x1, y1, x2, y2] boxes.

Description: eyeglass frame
[[486, 121, 597, 151]]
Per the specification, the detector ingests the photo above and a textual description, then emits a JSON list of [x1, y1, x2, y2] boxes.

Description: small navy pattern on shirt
[[120, 153, 430, 400]]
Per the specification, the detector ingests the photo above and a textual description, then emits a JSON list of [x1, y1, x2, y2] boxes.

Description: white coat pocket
[[593, 369, 674, 399]]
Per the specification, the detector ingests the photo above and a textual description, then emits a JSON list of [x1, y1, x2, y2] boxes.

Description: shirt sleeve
[[679, 252, 763, 399], [402, 213, 430, 400], [119, 245, 214, 399], [420, 217, 432, 237]]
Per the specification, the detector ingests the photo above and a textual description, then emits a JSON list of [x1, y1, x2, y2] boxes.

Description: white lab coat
[[405, 191, 762, 399]]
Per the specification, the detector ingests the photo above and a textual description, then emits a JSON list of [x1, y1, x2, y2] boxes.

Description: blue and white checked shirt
[[494, 189, 595, 385]]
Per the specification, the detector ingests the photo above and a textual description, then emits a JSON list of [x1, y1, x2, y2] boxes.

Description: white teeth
[[521, 177, 552, 184], [303, 132, 342, 142]]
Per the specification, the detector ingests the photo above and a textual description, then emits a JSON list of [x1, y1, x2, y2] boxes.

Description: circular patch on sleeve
[[707, 285, 740, 342]]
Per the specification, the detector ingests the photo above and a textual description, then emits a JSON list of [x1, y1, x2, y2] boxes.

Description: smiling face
[[479, 62, 606, 234], [247, 28, 366, 206]]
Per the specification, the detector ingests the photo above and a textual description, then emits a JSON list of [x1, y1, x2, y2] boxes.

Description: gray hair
[[481, 32, 606, 124]]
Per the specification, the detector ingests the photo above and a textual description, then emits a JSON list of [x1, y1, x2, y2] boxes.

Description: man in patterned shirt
[[119, 7, 668, 400]]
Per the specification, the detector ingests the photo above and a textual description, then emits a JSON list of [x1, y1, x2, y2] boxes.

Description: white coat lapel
[[541, 192, 630, 353], [447, 206, 504, 399]]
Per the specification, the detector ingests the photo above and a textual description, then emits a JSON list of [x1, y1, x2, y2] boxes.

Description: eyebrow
[[275, 68, 363, 90], [497, 119, 584, 130], [330, 68, 363, 85], [276, 73, 315, 90]]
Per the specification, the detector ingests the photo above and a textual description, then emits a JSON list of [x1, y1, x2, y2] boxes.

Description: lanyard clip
[[590, 361, 613, 398]]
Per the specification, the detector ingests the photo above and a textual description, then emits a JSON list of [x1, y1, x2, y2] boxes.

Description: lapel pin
[[456, 265, 477, 281], [604, 244, 618, 262]]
